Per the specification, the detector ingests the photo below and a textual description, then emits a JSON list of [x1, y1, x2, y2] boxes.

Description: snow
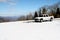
[[0, 18, 60, 40]]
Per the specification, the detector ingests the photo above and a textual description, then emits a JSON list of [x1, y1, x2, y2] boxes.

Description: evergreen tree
[[39, 9, 42, 17], [56, 8, 60, 15], [55, 8, 60, 18], [42, 8, 47, 14], [34, 11, 38, 18]]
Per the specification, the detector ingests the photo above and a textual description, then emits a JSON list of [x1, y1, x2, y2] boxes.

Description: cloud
[[0, 0, 7, 2], [0, 0, 17, 5], [0, 0, 18, 16], [7, 0, 17, 5]]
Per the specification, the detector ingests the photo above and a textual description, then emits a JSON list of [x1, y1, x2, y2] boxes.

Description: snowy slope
[[0, 18, 60, 40]]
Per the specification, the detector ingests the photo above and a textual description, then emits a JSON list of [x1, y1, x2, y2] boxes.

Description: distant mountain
[[3, 16, 19, 21]]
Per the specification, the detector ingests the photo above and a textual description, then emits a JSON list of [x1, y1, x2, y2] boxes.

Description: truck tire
[[50, 17, 53, 21], [40, 18, 43, 22]]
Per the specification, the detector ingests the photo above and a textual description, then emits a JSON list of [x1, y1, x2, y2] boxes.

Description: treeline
[[18, 13, 34, 21], [0, 17, 10, 22], [18, 2, 60, 21]]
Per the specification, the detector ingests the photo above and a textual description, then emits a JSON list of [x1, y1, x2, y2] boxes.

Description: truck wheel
[[50, 17, 53, 21], [40, 18, 43, 22]]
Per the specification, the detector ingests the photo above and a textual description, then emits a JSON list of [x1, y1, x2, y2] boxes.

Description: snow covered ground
[[0, 18, 60, 40]]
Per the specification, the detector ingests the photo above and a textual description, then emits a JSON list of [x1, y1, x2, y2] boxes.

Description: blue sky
[[0, 0, 60, 17]]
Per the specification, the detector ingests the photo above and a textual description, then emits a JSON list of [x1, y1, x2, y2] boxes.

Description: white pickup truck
[[34, 14, 54, 22]]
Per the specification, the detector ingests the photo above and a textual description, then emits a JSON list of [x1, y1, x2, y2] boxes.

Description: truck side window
[[44, 15, 45, 17], [46, 15, 48, 17]]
